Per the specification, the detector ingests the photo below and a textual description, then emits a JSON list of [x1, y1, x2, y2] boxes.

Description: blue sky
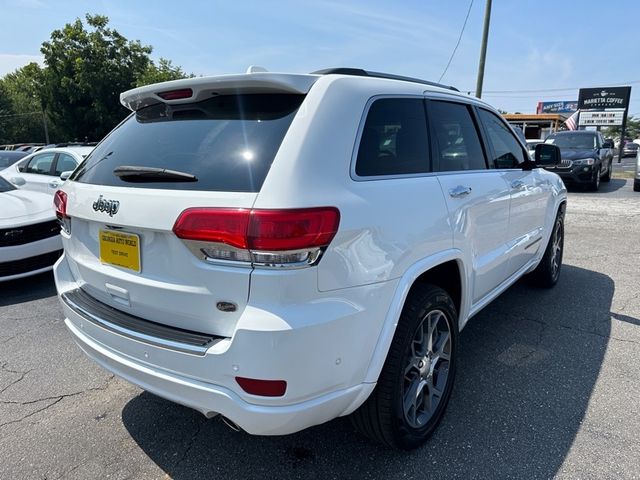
[[2, 0, 639, 115]]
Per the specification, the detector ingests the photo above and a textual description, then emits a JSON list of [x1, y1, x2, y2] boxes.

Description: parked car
[[0, 146, 93, 195], [526, 139, 544, 157], [0, 176, 62, 281], [0, 150, 28, 169], [53, 68, 567, 449], [623, 141, 639, 157], [634, 150, 640, 192], [543, 130, 614, 191]]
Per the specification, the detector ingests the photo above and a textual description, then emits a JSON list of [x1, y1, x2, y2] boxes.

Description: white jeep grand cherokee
[[54, 68, 567, 449]]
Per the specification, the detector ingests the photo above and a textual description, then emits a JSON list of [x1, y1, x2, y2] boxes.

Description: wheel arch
[[360, 250, 467, 386]]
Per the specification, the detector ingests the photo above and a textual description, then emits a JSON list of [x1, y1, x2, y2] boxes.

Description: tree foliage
[[0, 13, 192, 144], [136, 58, 194, 87], [39, 14, 154, 141], [602, 116, 640, 141]]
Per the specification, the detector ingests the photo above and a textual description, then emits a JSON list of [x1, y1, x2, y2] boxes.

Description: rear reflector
[[157, 88, 193, 100], [235, 377, 287, 397], [173, 207, 340, 252], [54, 190, 68, 219]]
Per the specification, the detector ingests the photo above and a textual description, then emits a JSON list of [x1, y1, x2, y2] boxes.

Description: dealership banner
[[577, 87, 631, 110], [536, 101, 578, 114]]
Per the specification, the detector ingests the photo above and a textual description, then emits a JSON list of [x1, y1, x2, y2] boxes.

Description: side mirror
[[60, 171, 73, 181], [535, 144, 561, 166], [10, 176, 26, 186], [602, 140, 614, 149]]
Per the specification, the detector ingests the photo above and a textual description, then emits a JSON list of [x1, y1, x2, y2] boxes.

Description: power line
[[465, 79, 640, 95], [438, 0, 474, 83]]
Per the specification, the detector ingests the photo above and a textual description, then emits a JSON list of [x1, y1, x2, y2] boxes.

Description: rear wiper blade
[[113, 165, 197, 182]]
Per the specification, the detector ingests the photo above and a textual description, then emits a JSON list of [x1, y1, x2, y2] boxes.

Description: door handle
[[49, 181, 60, 188], [449, 185, 472, 197], [510, 180, 526, 190]]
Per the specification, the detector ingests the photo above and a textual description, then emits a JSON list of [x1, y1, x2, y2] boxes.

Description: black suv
[[542, 131, 614, 191]]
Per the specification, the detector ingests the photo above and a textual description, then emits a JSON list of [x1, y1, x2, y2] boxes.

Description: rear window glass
[[72, 94, 305, 192]]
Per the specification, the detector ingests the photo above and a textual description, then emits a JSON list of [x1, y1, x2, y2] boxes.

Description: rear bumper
[[54, 252, 394, 435], [65, 317, 372, 435]]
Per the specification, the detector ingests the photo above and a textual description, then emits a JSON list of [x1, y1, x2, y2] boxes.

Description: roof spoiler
[[120, 73, 317, 111]]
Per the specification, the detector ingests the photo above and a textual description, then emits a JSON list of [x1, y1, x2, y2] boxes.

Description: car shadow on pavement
[[0, 271, 57, 307], [122, 264, 618, 479], [567, 178, 627, 193]]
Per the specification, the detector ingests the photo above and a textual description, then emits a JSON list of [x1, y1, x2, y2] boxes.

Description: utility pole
[[475, 0, 492, 99], [41, 107, 50, 144]]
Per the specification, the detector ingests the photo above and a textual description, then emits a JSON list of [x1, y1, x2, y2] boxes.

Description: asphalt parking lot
[[1, 175, 639, 479]]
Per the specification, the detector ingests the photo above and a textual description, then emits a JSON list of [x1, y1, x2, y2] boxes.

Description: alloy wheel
[[402, 309, 452, 429]]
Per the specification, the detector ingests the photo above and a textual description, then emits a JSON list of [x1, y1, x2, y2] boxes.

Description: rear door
[[476, 108, 550, 278], [50, 152, 79, 191], [62, 93, 305, 337], [21, 151, 58, 193], [427, 99, 511, 304]]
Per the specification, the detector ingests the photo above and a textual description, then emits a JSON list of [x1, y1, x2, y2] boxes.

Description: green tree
[[0, 62, 53, 144], [602, 116, 640, 141], [136, 57, 193, 87], [40, 14, 153, 141]]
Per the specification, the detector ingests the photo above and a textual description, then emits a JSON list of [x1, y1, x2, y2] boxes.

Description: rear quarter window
[[72, 94, 305, 192], [355, 98, 430, 177]]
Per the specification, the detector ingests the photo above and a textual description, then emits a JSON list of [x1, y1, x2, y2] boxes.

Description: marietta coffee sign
[[578, 86, 631, 110]]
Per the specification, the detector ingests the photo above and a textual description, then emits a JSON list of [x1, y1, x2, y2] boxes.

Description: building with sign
[[503, 113, 568, 140], [536, 101, 578, 114]]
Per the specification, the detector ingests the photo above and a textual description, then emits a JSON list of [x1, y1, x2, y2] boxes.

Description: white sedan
[[0, 176, 62, 281], [0, 146, 93, 195]]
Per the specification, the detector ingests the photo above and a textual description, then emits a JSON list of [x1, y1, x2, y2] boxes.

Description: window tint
[[25, 152, 56, 175], [54, 153, 78, 176], [355, 98, 429, 176], [478, 109, 526, 168], [72, 94, 304, 192], [430, 101, 486, 172]]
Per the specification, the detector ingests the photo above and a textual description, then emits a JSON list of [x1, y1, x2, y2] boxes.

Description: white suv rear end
[[54, 69, 566, 449]]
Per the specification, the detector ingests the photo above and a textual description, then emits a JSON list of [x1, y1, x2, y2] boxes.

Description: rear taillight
[[54, 190, 71, 234], [54, 190, 68, 219], [173, 207, 340, 268]]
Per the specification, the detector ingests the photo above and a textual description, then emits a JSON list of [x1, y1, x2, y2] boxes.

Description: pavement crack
[[0, 397, 63, 429], [0, 375, 116, 407], [172, 420, 205, 471]]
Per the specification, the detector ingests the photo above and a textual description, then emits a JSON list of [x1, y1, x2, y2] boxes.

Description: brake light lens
[[54, 190, 68, 219], [173, 207, 340, 267], [157, 88, 193, 100], [172, 208, 250, 249], [235, 377, 287, 397]]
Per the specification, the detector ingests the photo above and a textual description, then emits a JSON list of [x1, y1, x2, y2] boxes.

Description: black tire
[[588, 167, 601, 191], [350, 284, 458, 449], [529, 209, 564, 288], [634, 181, 640, 192], [601, 160, 612, 182]]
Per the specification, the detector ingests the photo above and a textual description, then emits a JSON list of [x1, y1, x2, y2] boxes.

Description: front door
[[428, 99, 512, 304], [476, 108, 551, 278]]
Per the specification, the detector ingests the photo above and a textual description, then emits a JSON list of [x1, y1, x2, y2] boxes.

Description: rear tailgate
[[59, 84, 310, 338]]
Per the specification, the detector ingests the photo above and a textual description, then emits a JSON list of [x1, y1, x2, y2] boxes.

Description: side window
[[355, 98, 429, 177], [478, 109, 526, 169], [25, 152, 56, 175], [429, 101, 487, 172], [54, 153, 78, 176]]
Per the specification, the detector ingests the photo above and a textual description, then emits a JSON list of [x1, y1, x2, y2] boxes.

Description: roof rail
[[311, 68, 459, 92]]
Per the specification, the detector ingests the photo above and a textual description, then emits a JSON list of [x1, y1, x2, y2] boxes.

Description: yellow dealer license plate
[[99, 230, 141, 273]]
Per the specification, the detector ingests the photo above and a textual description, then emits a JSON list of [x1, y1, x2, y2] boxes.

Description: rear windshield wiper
[[113, 166, 198, 182]]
